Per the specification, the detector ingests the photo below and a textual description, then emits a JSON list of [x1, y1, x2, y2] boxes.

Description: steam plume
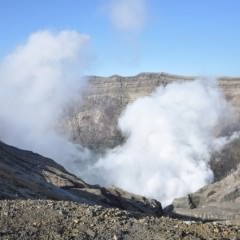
[[0, 30, 238, 206], [87, 78, 237, 205], [0, 30, 91, 163]]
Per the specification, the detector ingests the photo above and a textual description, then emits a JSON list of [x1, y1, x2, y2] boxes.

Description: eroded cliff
[[64, 73, 240, 151]]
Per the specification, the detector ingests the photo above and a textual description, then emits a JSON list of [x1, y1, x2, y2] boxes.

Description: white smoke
[[1, 30, 239, 207], [105, 0, 147, 32], [86, 78, 237, 205], [0, 30, 91, 164]]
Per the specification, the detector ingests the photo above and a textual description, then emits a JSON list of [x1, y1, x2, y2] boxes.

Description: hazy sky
[[1, 0, 240, 76]]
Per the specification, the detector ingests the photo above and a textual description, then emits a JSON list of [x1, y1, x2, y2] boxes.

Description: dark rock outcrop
[[210, 138, 240, 182], [0, 141, 162, 216], [170, 166, 240, 221]]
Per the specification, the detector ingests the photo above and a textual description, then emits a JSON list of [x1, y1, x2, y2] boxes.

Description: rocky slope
[[2, 139, 240, 239], [170, 165, 240, 222], [1, 200, 240, 240], [0, 140, 162, 216], [210, 138, 240, 182]]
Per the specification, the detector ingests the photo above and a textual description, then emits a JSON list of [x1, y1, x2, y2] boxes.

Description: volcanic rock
[[170, 165, 240, 221], [0, 199, 240, 240], [64, 73, 240, 151], [0, 140, 162, 216], [211, 138, 240, 182], [64, 73, 193, 150]]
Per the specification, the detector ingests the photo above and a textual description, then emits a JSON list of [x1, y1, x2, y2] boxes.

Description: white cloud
[[105, 0, 147, 32]]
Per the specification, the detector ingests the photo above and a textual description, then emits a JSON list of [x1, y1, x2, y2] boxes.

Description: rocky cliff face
[[64, 73, 240, 151], [210, 139, 240, 182]]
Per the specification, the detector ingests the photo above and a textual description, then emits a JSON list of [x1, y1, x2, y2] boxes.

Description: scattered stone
[[0, 199, 239, 240]]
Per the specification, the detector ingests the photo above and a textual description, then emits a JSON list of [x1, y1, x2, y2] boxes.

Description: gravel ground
[[0, 200, 239, 240]]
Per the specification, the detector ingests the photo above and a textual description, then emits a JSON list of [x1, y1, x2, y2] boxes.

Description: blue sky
[[1, 0, 240, 76]]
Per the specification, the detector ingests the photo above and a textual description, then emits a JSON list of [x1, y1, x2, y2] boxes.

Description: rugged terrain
[[1, 200, 240, 240], [171, 164, 240, 221], [1, 140, 240, 239], [64, 73, 240, 150], [0, 140, 162, 216], [1, 72, 240, 239], [63, 72, 240, 233]]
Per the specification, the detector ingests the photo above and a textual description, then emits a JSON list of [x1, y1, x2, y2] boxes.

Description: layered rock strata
[[65, 73, 240, 150]]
